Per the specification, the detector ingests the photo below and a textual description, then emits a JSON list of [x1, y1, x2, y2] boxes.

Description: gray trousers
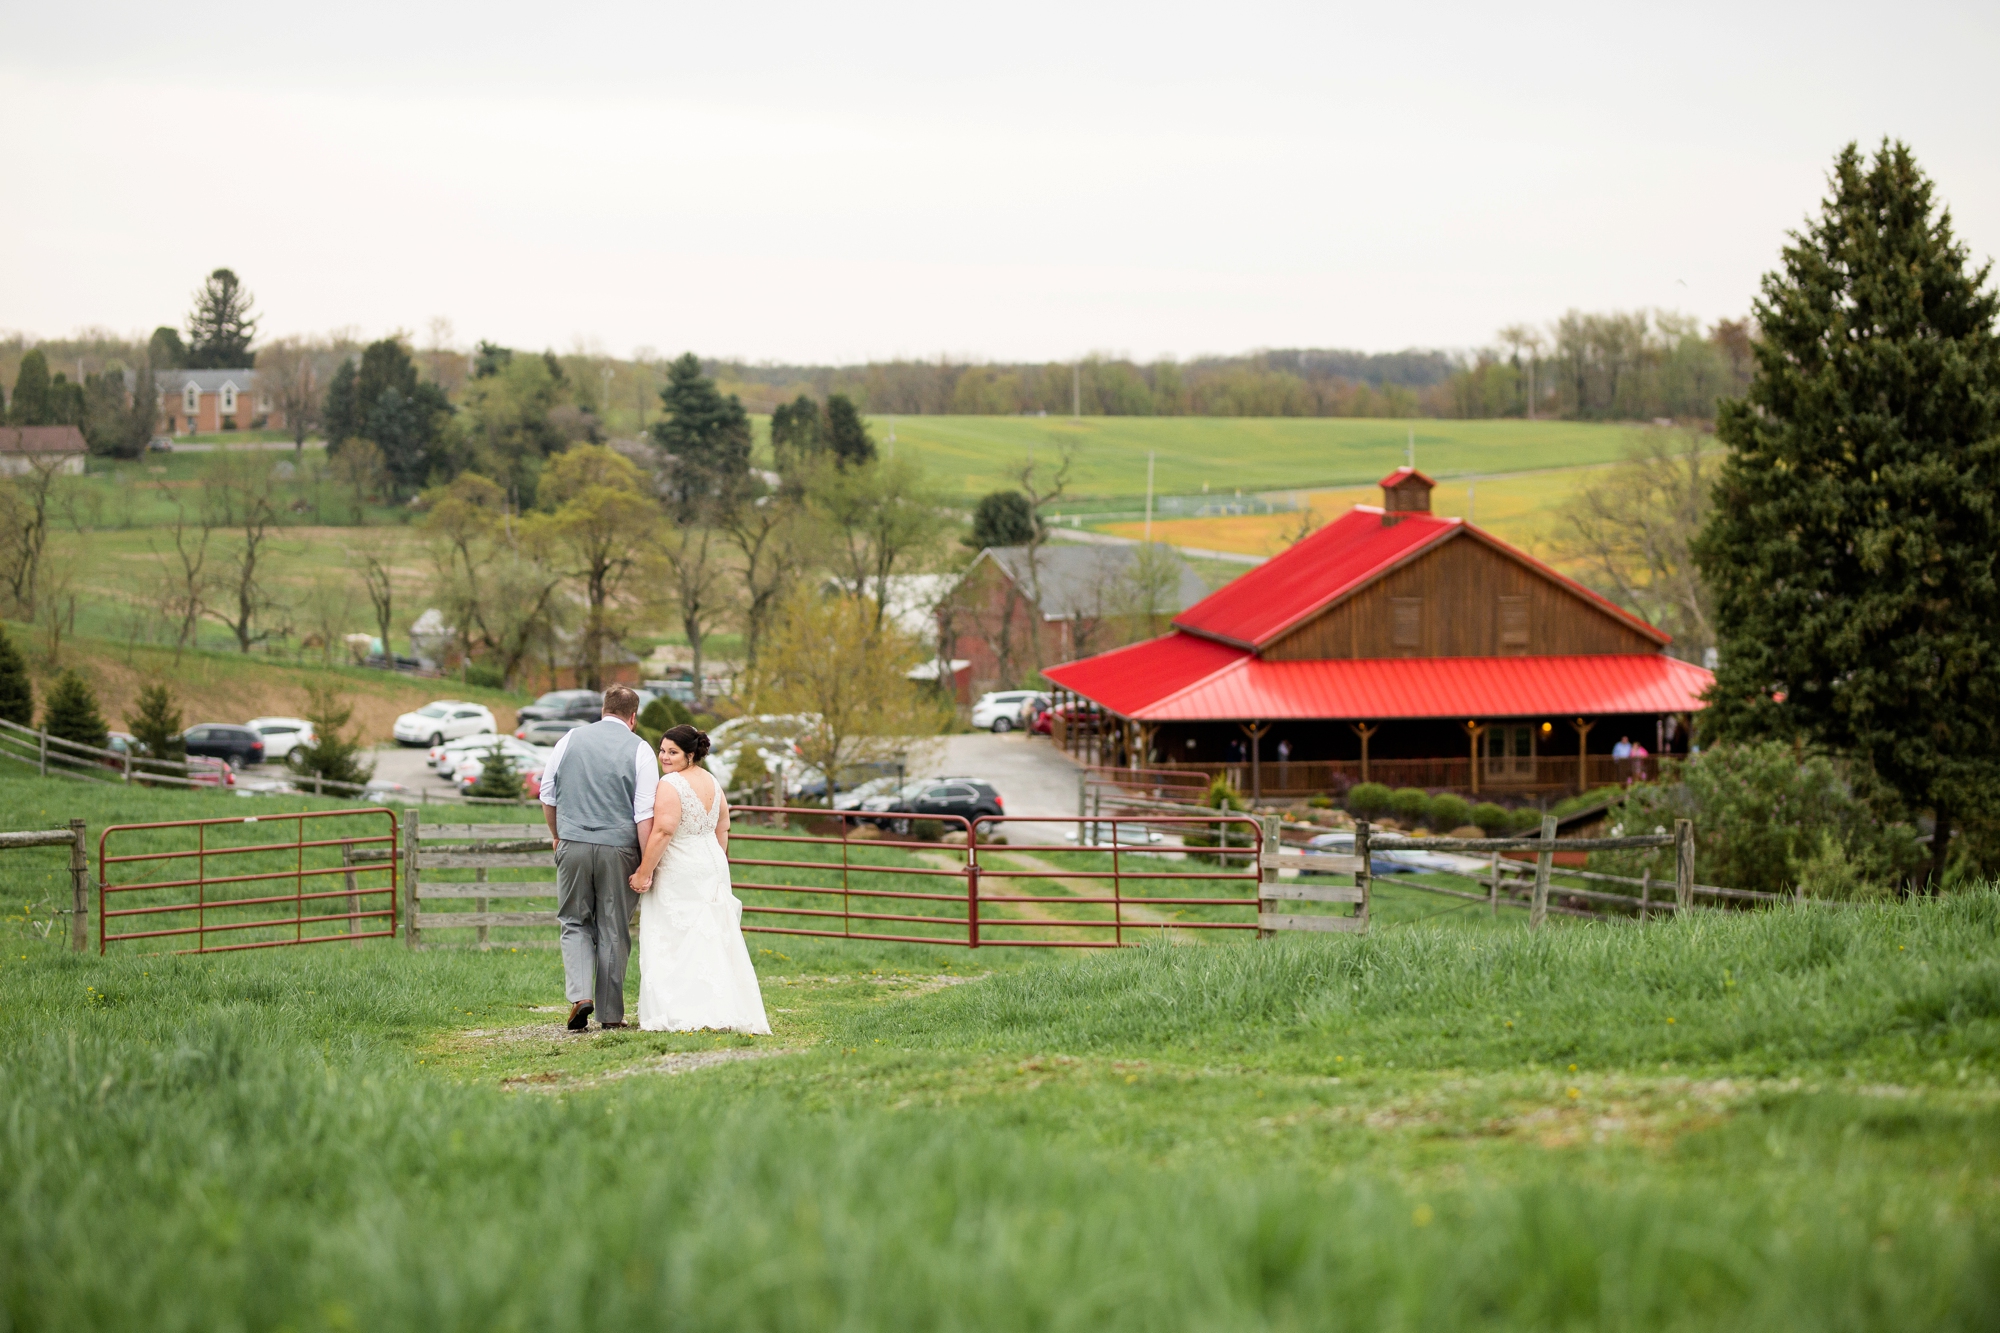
[[555, 839, 641, 1024]]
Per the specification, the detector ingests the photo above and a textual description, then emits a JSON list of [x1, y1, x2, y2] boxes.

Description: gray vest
[[548, 719, 644, 847]]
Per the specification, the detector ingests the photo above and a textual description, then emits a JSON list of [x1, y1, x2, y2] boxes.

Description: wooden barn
[[1042, 468, 1712, 801]]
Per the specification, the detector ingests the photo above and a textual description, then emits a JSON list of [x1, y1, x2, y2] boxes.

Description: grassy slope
[[852, 415, 1644, 500], [0, 771, 1995, 1329]]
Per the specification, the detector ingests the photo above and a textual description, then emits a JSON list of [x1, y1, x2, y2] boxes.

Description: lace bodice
[[666, 769, 724, 843]]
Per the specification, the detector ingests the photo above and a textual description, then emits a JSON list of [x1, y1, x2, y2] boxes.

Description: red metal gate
[[726, 807, 1263, 948], [99, 808, 400, 954]]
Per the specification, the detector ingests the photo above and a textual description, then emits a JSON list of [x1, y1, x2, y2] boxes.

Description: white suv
[[970, 691, 1039, 733], [392, 700, 496, 748], [247, 716, 317, 760]]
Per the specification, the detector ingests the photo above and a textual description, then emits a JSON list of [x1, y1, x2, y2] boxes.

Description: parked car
[[430, 733, 543, 776], [514, 690, 602, 725], [515, 717, 589, 745], [247, 716, 316, 761], [186, 756, 236, 788], [147, 435, 173, 453], [971, 690, 1041, 733], [832, 774, 909, 811], [1303, 830, 1416, 875], [870, 778, 1005, 833], [181, 723, 265, 767], [644, 678, 698, 704], [392, 701, 496, 748]]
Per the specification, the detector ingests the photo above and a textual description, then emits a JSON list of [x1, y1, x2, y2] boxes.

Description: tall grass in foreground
[[3, 1017, 1995, 1332], [863, 891, 2000, 1077], [1, 893, 1996, 1329]]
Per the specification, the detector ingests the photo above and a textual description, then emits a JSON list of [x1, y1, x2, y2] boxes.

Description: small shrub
[[1345, 782, 1392, 818], [1389, 787, 1431, 826], [1469, 802, 1508, 835], [289, 683, 375, 790], [640, 696, 694, 733], [462, 663, 504, 690], [1306, 793, 1333, 809], [468, 745, 524, 800], [725, 744, 769, 803], [125, 682, 186, 781], [1428, 793, 1472, 832], [41, 669, 108, 751], [911, 819, 945, 842]]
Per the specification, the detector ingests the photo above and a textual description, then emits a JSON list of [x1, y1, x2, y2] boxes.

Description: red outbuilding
[[1042, 468, 1711, 801]]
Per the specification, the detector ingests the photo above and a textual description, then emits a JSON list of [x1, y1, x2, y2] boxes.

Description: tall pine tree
[[1693, 141, 2000, 892], [184, 268, 259, 368], [649, 353, 751, 517], [7, 349, 51, 425], [824, 394, 877, 467]]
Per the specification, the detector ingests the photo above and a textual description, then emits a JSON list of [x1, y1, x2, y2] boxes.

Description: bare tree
[[723, 482, 814, 672], [299, 572, 358, 665], [1552, 428, 1716, 661], [656, 523, 733, 698], [151, 485, 214, 660], [0, 456, 73, 617], [259, 337, 323, 452], [1013, 440, 1075, 674], [807, 454, 950, 639], [359, 542, 397, 659], [203, 454, 284, 652]]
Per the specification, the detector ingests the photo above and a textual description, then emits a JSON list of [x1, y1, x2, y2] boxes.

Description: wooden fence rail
[[0, 821, 90, 950]]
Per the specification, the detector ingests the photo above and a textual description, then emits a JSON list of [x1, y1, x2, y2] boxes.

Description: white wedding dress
[[637, 770, 771, 1034]]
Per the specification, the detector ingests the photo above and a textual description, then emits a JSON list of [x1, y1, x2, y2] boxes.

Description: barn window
[[1391, 597, 1423, 650], [183, 383, 200, 415], [1499, 596, 1530, 653]]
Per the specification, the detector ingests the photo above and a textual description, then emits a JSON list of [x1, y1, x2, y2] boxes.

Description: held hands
[[629, 866, 651, 893]]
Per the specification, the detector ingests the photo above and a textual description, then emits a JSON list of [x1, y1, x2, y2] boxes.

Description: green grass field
[[850, 415, 1648, 501], [1, 769, 1995, 1329]]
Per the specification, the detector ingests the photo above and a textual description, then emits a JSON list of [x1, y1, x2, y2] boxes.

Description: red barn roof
[[1044, 634, 1713, 721], [1171, 507, 1668, 650]]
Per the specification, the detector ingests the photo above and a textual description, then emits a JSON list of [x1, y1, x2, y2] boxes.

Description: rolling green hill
[[842, 415, 1649, 500]]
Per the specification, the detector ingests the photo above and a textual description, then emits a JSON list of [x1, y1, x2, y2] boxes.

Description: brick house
[[131, 369, 279, 435], [940, 542, 1210, 700]]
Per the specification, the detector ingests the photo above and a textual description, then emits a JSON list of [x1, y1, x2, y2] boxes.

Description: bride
[[628, 724, 771, 1034]]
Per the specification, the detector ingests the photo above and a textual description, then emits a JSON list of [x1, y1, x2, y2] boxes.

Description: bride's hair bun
[[662, 723, 711, 763]]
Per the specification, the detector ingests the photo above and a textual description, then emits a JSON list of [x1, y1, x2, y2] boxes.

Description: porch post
[[1239, 721, 1270, 808], [1350, 722, 1376, 784], [1463, 720, 1486, 796], [1571, 717, 1597, 793]]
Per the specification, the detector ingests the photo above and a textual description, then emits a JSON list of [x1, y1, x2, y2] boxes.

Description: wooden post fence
[[1529, 812, 1557, 930], [1675, 818, 1695, 913], [0, 823, 92, 951]]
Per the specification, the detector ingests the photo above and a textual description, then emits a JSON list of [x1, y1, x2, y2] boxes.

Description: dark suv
[[874, 778, 1004, 832], [515, 690, 603, 725], [181, 723, 265, 767]]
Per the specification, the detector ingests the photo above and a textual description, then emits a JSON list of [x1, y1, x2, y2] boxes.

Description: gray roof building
[[969, 542, 1209, 620]]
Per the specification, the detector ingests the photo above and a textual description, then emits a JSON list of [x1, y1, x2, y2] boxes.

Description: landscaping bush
[[1469, 802, 1509, 835], [1388, 787, 1431, 827], [910, 819, 945, 842], [1594, 740, 1923, 896], [288, 683, 374, 790], [124, 682, 185, 781], [1345, 782, 1391, 819], [1182, 773, 1249, 858], [1427, 793, 1471, 832], [1306, 793, 1333, 809], [462, 663, 505, 690]]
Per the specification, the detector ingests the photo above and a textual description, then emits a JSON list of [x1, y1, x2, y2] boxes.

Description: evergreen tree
[[41, 670, 109, 751], [1693, 141, 2000, 892], [472, 340, 513, 378], [0, 625, 32, 727], [7, 349, 51, 425], [125, 682, 186, 780], [635, 695, 694, 752], [769, 394, 823, 473], [323, 358, 360, 448], [148, 326, 186, 370], [184, 268, 259, 368], [45, 372, 85, 427], [824, 394, 876, 467], [649, 353, 751, 517], [965, 490, 1038, 548], [288, 683, 375, 789], [467, 744, 524, 800]]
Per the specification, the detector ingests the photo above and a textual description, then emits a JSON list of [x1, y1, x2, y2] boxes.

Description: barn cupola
[[1378, 467, 1436, 523]]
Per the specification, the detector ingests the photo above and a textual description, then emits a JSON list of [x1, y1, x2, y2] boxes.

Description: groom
[[540, 684, 659, 1031]]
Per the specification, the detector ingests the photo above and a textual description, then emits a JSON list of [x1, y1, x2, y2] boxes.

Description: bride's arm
[[629, 780, 682, 892], [716, 793, 730, 855]]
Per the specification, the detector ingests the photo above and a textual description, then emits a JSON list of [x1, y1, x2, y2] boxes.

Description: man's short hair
[[602, 684, 640, 719]]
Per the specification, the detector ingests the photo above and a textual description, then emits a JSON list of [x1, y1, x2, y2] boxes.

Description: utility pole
[[1144, 451, 1155, 543]]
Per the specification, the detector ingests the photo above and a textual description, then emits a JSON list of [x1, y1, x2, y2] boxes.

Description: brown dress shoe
[[567, 1000, 594, 1031]]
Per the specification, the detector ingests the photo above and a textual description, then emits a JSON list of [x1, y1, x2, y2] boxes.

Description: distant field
[[843, 415, 1647, 500], [1103, 463, 1610, 561]]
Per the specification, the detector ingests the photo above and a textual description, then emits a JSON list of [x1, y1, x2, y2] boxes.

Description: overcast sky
[[4, 1, 1997, 364]]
